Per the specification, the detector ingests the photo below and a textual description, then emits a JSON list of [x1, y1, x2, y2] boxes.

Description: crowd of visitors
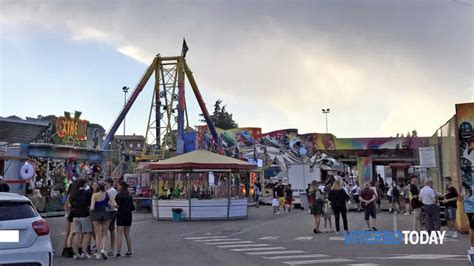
[[62, 177, 135, 260]]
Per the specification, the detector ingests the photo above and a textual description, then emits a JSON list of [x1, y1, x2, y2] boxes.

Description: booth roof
[[0, 118, 50, 144], [145, 150, 257, 170]]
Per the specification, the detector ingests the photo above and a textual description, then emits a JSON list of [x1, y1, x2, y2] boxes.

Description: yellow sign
[[55, 111, 88, 141]]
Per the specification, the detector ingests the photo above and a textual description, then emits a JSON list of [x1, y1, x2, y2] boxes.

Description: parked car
[[0, 192, 53, 266]]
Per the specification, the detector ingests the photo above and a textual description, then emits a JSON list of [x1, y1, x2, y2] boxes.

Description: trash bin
[[172, 208, 183, 222]]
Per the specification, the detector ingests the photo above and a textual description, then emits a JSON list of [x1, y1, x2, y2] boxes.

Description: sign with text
[[418, 147, 436, 168], [55, 111, 88, 141]]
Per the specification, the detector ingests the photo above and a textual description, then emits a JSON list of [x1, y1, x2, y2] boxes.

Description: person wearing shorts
[[90, 181, 116, 260], [69, 179, 93, 259], [104, 178, 118, 256], [443, 177, 458, 238], [273, 180, 287, 213], [360, 182, 377, 231], [351, 183, 361, 212]]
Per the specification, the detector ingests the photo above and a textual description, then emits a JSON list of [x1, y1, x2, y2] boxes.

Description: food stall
[[145, 150, 256, 220]]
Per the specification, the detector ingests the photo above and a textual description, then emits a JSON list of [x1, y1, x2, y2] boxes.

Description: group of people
[[271, 180, 293, 215], [61, 177, 136, 260], [304, 174, 459, 238]]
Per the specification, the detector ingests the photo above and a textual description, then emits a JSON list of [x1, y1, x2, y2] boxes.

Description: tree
[[200, 99, 238, 130]]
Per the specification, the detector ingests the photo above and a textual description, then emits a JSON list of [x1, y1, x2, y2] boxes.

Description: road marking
[[259, 236, 280, 240], [132, 219, 155, 225], [264, 254, 329, 260], [328, 236, 345, 241], [196, 238, 240, 242], [359, 254, 465, 260], [207, 241, 254, 245], [228, 212, 306, 236], [246, 250, 305, 255], [283, 258, 353, 264], [295, 236, 313, 241], [231, 247, 286, 252], [218, 244, 270, 248], [179, 222, 233, 236], [346, 264, 379, 266], [443, 238, 459, 242], [185, 236, 228, 240]]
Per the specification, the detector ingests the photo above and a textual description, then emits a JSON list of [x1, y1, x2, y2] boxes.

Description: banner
[[357, 157, 373, 184], [456, 102, 474, 213]]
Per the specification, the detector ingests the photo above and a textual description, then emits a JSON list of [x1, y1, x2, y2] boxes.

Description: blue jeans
[[446, 207, 456, 222]]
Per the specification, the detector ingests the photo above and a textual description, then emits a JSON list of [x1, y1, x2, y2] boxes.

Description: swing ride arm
[[184, 61, 222, 150], [101, 57, 158, 150]]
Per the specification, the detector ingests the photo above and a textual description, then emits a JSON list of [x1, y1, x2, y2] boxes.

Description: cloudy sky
[[0, 0, 472, 138]]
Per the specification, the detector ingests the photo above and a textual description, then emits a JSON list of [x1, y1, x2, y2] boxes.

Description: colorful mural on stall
[[195, 125, 429, 165], [456, 102, 474, 213], [334, 137, 429, 150], [357, 157, 373, 183]]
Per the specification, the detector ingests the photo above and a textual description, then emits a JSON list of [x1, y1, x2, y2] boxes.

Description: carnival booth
[[146, 150, 256, 220]]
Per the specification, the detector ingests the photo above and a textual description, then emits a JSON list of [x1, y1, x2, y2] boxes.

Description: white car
[[0, 192, 53, 266]]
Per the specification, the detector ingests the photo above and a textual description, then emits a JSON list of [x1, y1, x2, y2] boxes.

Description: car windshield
[[0, 201, 38, 221]]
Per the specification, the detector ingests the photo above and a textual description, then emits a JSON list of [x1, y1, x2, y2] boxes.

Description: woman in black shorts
[[115, 180, 135, 258]]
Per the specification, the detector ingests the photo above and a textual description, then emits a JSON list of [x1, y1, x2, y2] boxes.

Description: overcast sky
[[1, 0, 472, 138]]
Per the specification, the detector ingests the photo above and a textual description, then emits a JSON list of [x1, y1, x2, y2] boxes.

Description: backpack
[[392, 186, 400, 198]]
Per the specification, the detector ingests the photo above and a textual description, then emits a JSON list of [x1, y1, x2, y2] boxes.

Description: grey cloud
[[1, 0, 472, 136]]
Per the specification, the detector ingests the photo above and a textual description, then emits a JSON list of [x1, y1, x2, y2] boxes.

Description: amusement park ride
[[101, 41, 221, 160]]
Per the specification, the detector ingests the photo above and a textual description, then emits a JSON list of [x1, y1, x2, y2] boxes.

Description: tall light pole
[[122, 86, 130, 136], [322, 108, 330, 133]]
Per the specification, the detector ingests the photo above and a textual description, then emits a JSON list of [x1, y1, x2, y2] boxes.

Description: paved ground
[[47, 206, 470, 266]]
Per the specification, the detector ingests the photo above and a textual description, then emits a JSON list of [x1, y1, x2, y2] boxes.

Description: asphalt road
[[47, 206, 470, 266]]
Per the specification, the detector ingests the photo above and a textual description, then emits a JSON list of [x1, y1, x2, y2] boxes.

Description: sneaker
[[78, 253, 87, 259], [468, 250, 474, 264], [372, 226, 378, 231], [95, 253, 101, 260], [73, 254, 80, 260], [125, 251, 133, 257], [67, 247, 74, 258], [100, 249, 108, 260], [115, 253, 122, 258], [403, 212, 409, 216], [108, 250, 116, 257], [452, 231, 458, 238]]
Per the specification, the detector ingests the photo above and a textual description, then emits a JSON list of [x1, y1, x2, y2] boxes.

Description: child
[[323, 199, 333, 232], [272, 196, 280, 215]]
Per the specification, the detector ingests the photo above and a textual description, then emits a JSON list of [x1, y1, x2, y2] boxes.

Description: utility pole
[[322, 108, 330, 133], [122, 86, 130, 136]]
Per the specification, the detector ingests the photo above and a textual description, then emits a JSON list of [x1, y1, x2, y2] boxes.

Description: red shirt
[[360, 187, 376, 208]]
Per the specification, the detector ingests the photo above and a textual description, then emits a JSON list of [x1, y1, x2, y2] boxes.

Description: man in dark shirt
[[360, 182, 377, 231], [444, 177, 458, 238], [273, 180, 286, 213], [409, 175, 423, 231], [70, 179, 93, 259], [0, 176, 10, 192]]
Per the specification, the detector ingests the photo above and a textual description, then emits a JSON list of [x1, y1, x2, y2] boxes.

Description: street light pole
[[122, 86, 130, 136], [322, 108, 330, 133]]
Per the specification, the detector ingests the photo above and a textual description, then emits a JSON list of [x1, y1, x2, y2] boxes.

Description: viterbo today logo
[[343, 230, 447, 245]]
